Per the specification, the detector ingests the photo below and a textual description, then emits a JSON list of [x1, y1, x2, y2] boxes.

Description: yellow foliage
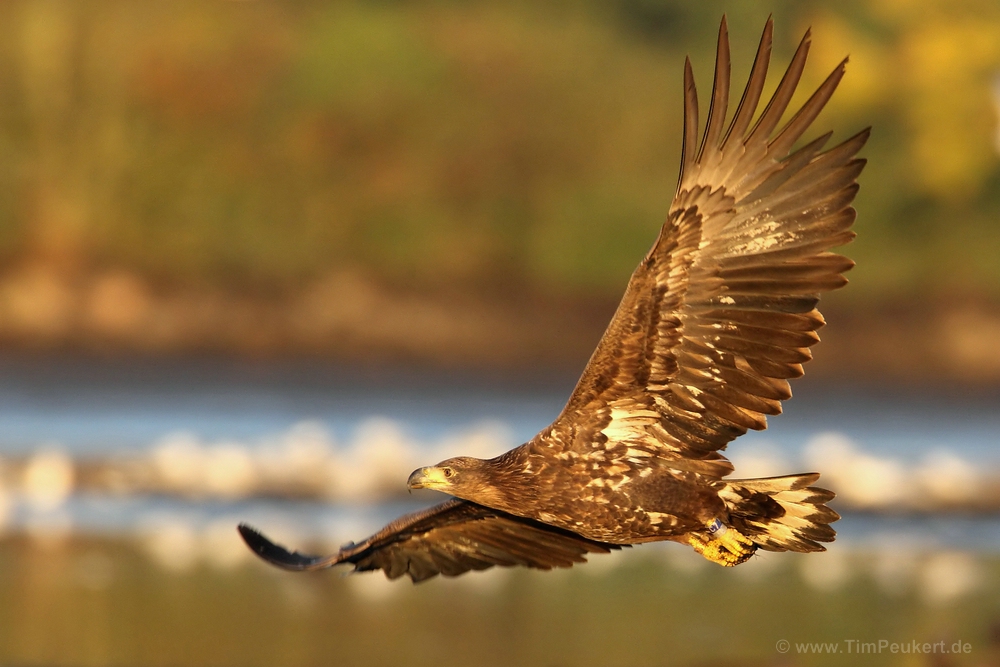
[[902, 20, 1000, 198]]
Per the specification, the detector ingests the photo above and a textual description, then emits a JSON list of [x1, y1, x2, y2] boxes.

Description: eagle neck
[[464, 445, 537, 515]]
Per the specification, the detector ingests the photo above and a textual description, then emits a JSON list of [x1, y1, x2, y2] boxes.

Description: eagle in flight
[[239, 17, 867, 582]]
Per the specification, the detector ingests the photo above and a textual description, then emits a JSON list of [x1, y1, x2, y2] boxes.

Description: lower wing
[[239, 498, 622, 582]]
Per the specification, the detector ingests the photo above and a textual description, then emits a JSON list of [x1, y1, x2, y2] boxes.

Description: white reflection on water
[[21, 446, 74, 511], [0, 359, 999, 601], [2, 417, 997, 514], [0, 484, 993, 607], [142, 417, 512, 500]]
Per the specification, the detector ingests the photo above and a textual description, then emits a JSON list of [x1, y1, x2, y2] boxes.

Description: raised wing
[[539, 18, 868, 473], [239, 499, 620, 583]]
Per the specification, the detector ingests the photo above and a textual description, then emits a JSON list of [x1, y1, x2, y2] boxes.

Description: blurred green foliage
[[1, 0, 999, 303]]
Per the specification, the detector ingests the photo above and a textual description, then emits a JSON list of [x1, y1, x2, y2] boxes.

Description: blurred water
[[0, 531, 995, 667], [1, 357, 999, 551], [2, 357, 998, 461], [14, 496, 1000, 556], [0, 357, 566, 454], [1, 359, 999, 667]]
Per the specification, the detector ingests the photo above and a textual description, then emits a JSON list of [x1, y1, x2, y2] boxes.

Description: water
[[1, 358, 998, 666], [2, 357, 998, 460], [0, 530, 997, 667], [0, 357, 566, 454], [1, 356, 999, 549]]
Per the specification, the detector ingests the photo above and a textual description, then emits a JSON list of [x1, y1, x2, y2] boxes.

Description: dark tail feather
[[720, 473, 839, 552]]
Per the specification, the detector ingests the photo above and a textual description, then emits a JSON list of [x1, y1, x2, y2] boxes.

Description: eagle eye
[[442, 467, 455, 479]]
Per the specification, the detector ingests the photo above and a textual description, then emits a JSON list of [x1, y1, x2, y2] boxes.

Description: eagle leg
[[687, 520, 756, 567]]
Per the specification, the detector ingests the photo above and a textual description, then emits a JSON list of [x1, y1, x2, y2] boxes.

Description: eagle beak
[[407, 466, 448, 490], [407, 468, 429, 489]]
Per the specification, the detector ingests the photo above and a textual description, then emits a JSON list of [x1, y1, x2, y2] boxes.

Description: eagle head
[[407, 456, 488, 494]]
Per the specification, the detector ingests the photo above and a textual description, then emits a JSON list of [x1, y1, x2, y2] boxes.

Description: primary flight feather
[[240, 17, 868, 582]]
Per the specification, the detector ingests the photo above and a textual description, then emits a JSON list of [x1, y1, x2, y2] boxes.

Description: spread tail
[[720, 473, 839, 553]]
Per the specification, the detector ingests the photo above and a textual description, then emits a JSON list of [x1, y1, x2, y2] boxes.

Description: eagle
[[239, 17, 867, 582]]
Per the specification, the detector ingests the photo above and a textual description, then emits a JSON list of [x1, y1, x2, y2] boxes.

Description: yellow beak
[[407, 466, 449, 490]]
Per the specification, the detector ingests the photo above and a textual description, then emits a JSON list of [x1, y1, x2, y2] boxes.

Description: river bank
[[3, 264, 1000, 384]]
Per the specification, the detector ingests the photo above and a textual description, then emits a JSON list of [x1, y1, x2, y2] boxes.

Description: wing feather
[[721, 18, 772, 150], [697, 17, 731, 162], [239, 499, 620, 583], [536, 18, 868, 477]]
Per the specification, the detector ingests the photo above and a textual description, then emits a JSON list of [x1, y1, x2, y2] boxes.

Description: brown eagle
[[239, 17, 867, 582]]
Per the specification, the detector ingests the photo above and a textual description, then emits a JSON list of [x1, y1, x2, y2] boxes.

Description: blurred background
[[1, 1, 999, 665]]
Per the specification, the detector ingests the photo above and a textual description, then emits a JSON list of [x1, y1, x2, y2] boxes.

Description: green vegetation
[[0, 0, 999, 304]]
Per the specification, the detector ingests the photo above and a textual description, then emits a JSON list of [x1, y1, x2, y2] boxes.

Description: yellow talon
[[687, 520, 756, 567]]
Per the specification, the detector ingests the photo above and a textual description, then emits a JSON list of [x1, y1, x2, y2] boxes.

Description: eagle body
[[240, 17, 867, 582], [462, 440, 723, 545]]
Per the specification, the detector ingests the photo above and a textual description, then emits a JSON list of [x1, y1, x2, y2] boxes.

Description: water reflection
[[0, 417, 998, 514], [0, 534, 996, 667], [1, 362, 999, 665]]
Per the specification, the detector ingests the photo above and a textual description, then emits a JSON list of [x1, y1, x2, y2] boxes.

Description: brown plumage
[[239, 17, 868, 582]]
